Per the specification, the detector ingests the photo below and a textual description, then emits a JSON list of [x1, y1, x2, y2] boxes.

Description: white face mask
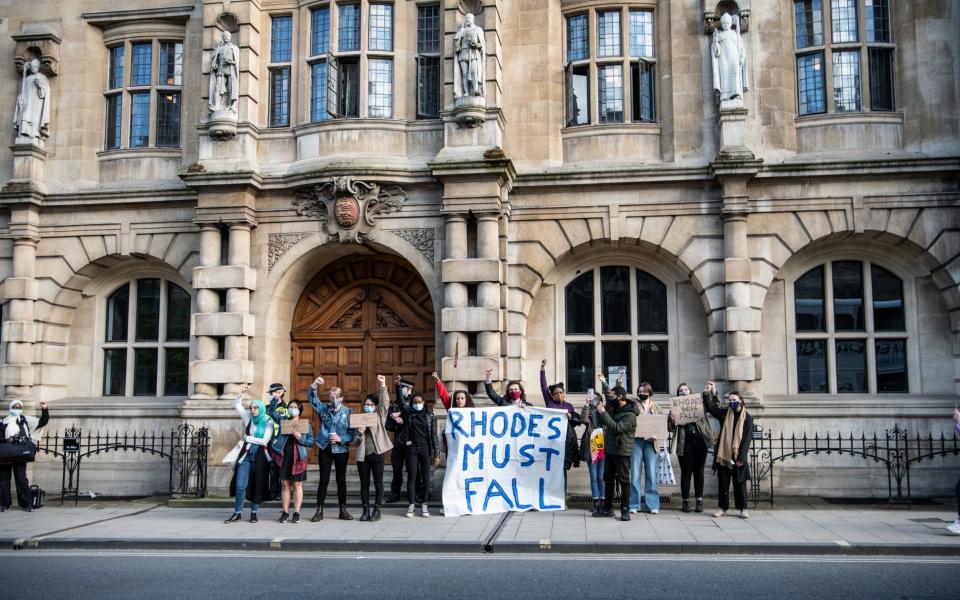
[[364, 405, 375, 413], [412, 403, 424, 412], [331, 396, 342, 407], [288, 407, 300, 418]]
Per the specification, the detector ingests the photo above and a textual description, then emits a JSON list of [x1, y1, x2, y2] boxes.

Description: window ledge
[[755, 394, 955, 419], [293, 118, 442, 136], [562, 122, 661, 138], [97, 147, 182, 161], [795, 111, 903, 127], [42, 396, 187, 419]]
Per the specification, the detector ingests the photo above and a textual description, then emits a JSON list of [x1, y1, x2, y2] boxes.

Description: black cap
[[268, 383, 285, 394], [398, 379, 416, 389]]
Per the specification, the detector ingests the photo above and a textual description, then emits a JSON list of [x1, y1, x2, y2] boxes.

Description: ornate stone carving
[[208, 29, 240, 140], [711, 13, 749, 109], [13, 58, 51, 145], [376, 301, 408, 328], [453, 13, 486, 127], [331, 303, 363, 329], [388, 228, 436, 263], [267, 232, 313, 271], [293, 177, 407, 243]]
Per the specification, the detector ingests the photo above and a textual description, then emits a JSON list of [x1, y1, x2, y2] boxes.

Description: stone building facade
[[1, 0, 958, 497]]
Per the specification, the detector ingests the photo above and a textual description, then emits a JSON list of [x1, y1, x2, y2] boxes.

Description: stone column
[[444, 215, 468, 360], [223, 223, 252, 396], [722, 201, 757, 396], [192, 225, 221, 398], [1, 217, 39, 400], [476, 213, 501, 358]]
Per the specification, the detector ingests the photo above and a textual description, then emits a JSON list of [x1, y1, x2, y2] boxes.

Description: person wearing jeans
[[225, 386, 272, 524], [580, 391, 605, 513], [629, 384, 662, 514], [592, 386, 636, 521]]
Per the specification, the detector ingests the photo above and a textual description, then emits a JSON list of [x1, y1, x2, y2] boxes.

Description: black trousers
[[390, 443, 424, 502], [603, 454, 631, 512], [0, 462, 31, 509], [405, 444, 432, 506], [269, 460, 281, 500], [955, 475, 960, 518], [678, 435, 709, 500], [316, 446, 348, 507], [716, 465, 747, 510], [358, 453, 385, 507]]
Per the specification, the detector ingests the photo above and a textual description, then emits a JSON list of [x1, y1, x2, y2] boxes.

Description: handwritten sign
[[442, 405, 568, 517], [349, 413, 380, 429], [669, 394, 705, 425], [280, 419, 310, 435], [634, 414, 668, 440], [607, 366, 628, 391]]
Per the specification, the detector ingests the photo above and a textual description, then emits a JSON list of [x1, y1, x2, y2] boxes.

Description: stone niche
[[12, 22, 62, 77], [703, 0, 750, 34]]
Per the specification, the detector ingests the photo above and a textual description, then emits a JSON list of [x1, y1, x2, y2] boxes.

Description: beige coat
[[355, 385, 394, 461]]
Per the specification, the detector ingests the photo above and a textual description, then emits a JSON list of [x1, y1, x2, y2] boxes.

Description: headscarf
[[249, 399, 270, 439], [8, 400, 23, 416]]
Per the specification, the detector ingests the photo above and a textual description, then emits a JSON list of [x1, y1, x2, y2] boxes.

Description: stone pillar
[[476, 213, 501, 358], [192, 225, 221, 398], [1, 209, 40, 401], [722, 200, 757, 397], [444, 215, 468, 360], [223, 223, 252, 396]]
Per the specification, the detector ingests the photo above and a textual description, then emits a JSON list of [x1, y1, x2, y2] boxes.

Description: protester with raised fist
[[593, 386, 636, 521], [433, 371, 474, 409], [706, 390, 753, 519], [484, 368, 528, 407], [0, 399, 49, 512], [225, 385, 272, 524], [354, 375, 394, 522], [308, 376, 355, 522], [668, 382, 716, 513]]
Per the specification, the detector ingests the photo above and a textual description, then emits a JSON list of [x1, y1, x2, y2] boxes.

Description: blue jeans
[[234, 448, 261, 514], [629, 439, 659, 511], [587, 457, 605, 500]]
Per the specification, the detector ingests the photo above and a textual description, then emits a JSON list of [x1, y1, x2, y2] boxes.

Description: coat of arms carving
[[293, 177, 407, 243]]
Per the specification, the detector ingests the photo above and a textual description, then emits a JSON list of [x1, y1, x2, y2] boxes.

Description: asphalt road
[[2, 551, 956, 599]]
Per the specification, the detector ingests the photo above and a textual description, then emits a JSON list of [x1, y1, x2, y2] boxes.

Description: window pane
[[795, 266, 826, 331], [133, 348, 158, 396], [339, 59, 360, 117], [597, 11, 621, 58], [565, 342, 594, 393], [598, 64, 624, 124], [865, 0, 890, 43], [103, 349, 127, 396], [130, 42, 152, 86], [600, 266, 630, 334], [105, 94, 122, 149], [631, 61, 655, 123], [629, 10, 654, 57], [871, 265, 904, 331], [830, 0, 858, 43], [794, 0, 823, 48], [270, 67, 291, 127], [416, 56, 440, 119], [311, 7, 330, 55], [797, 52, 826, 115], [339, 4, 361, 52], [367, 58, 393, 118], [636, 270, 666, 333], [129, 92, 150, 148], [565, 271, 594, 335], [796, 340, 828, 393], [271, 15, 293, 62], [602, 341, 631, 391], [109, 46, 124, 89], [369, 4, 393, 52], [106, 284, 130, 342], [166, 283, 191, 341], [136, 278, 161, 342], [569, 66, 590, 126], [567, 14, 588, 61], [832, 50, 861, 112], [158, 42, 183, 86], [833, 261, 864, 331], [156, 92, 181, 147], [875, 339, 907, 392], [164, 348, 189, 396], [311, 62, 328, 122], [417, 5, 441, 54], [638, 341, 668, 394], [869, 48, 895, 111], [835, 339, 867, 392]]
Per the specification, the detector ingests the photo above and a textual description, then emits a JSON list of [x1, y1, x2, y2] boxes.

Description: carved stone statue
[[454, 13, 485, 98], [711, 13, 749, 107], [208, 31, 239, 113], [13, 58, 51, 143]]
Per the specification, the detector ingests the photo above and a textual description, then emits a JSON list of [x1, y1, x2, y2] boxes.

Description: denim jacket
[[307, 385, 355, 453], [267, 397, 316, 460]]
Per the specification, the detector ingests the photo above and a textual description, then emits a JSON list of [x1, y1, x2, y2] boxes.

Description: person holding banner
[[433, 372, 474, 409], [484, 369, 529, 406], [354, 375, 394, 522], [593, 386, 636, 521], [668, 383, 715, 513], [226, 386, 272, 523], [308, 377, 356, 522], [629, 383, 662, 514], [267, 398, 315, 523], [396, 390, 440, 518], [706, 390, 753, 519]]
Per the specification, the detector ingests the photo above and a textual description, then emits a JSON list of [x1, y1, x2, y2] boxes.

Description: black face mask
[[638, 393, 649, 401]]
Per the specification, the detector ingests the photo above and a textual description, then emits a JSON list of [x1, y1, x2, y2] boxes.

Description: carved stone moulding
[[453, 96, 486, 128], [703, 1, 750, 34], [13, 24, 62, 77], [292, 177, 407, 244]]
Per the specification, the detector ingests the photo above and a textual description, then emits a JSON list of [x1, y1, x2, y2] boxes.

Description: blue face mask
[[364, 405, 375, 414], [412, 403, 424, 412], [729, 400, 741, 411], [9, 408, 22, 418]]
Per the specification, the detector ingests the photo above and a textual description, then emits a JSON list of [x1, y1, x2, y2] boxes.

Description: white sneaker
[[650, 509, 659, 515], [739, 509, 750, 519], [420, 505, 430, 518], [406, 504, 415, 518], [947, 519, 960, 535], [713, 509, 726, 518], [629, 509, 638, 514]]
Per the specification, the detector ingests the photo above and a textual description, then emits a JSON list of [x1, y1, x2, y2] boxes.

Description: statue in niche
[[13, 58, 51, 143], [454, 13, 485, 98], [711, 13, 749, 106], [208, 30, 240, 113]]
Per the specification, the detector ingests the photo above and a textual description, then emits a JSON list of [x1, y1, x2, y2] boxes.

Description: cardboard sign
[[280, 419, 310, 435], [607, 366, 628, 392], [349, 412, 380, 429], [442, 406, 568, 517], [634, 414, 668, 440], [669, 394, 705, 425]]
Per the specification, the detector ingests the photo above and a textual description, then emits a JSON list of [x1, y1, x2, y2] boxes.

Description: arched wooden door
[[290, 254, 435, 461]]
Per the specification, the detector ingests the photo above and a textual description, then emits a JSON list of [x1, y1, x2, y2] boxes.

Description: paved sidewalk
[[1, 499, 958, 555]]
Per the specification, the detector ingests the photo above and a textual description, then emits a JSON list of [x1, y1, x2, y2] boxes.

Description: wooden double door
[[290, 254, 436, 461]]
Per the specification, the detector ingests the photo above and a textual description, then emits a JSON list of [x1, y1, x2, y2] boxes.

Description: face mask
[[413, 403, 424, 412], [729, 400, 741, 411], [9, 408, 22, 418], [508, 389, 522, 401], [288, 407, 300, 418], [400, 388, 410, 398], [638, 393, 649, 401], [679, 389, 690, 396], [331, 397, 342, 407], [364, 405, 376, 414]]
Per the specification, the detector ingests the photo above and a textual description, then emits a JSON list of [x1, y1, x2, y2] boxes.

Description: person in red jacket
[[431, 372, 474, 409]]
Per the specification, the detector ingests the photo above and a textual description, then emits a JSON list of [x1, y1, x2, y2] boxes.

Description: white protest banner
[[669, 394, 705, 425], [442, 405, 568, 517]]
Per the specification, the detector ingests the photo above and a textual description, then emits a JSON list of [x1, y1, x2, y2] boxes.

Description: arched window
[[563, 266, 669, 393], [103, 278, 191, 397], [793, 260, 907, 393]]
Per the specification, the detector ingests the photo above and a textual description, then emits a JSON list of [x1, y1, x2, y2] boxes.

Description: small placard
[[349, 413, 380, 429], [280, 419, 310, 435], [669, 394, 705, 425], [634, 414, 668, 440]]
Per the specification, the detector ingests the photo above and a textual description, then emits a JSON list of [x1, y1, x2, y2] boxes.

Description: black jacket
[[706, 397, 753, 480], [395, 390, 440, 459]]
